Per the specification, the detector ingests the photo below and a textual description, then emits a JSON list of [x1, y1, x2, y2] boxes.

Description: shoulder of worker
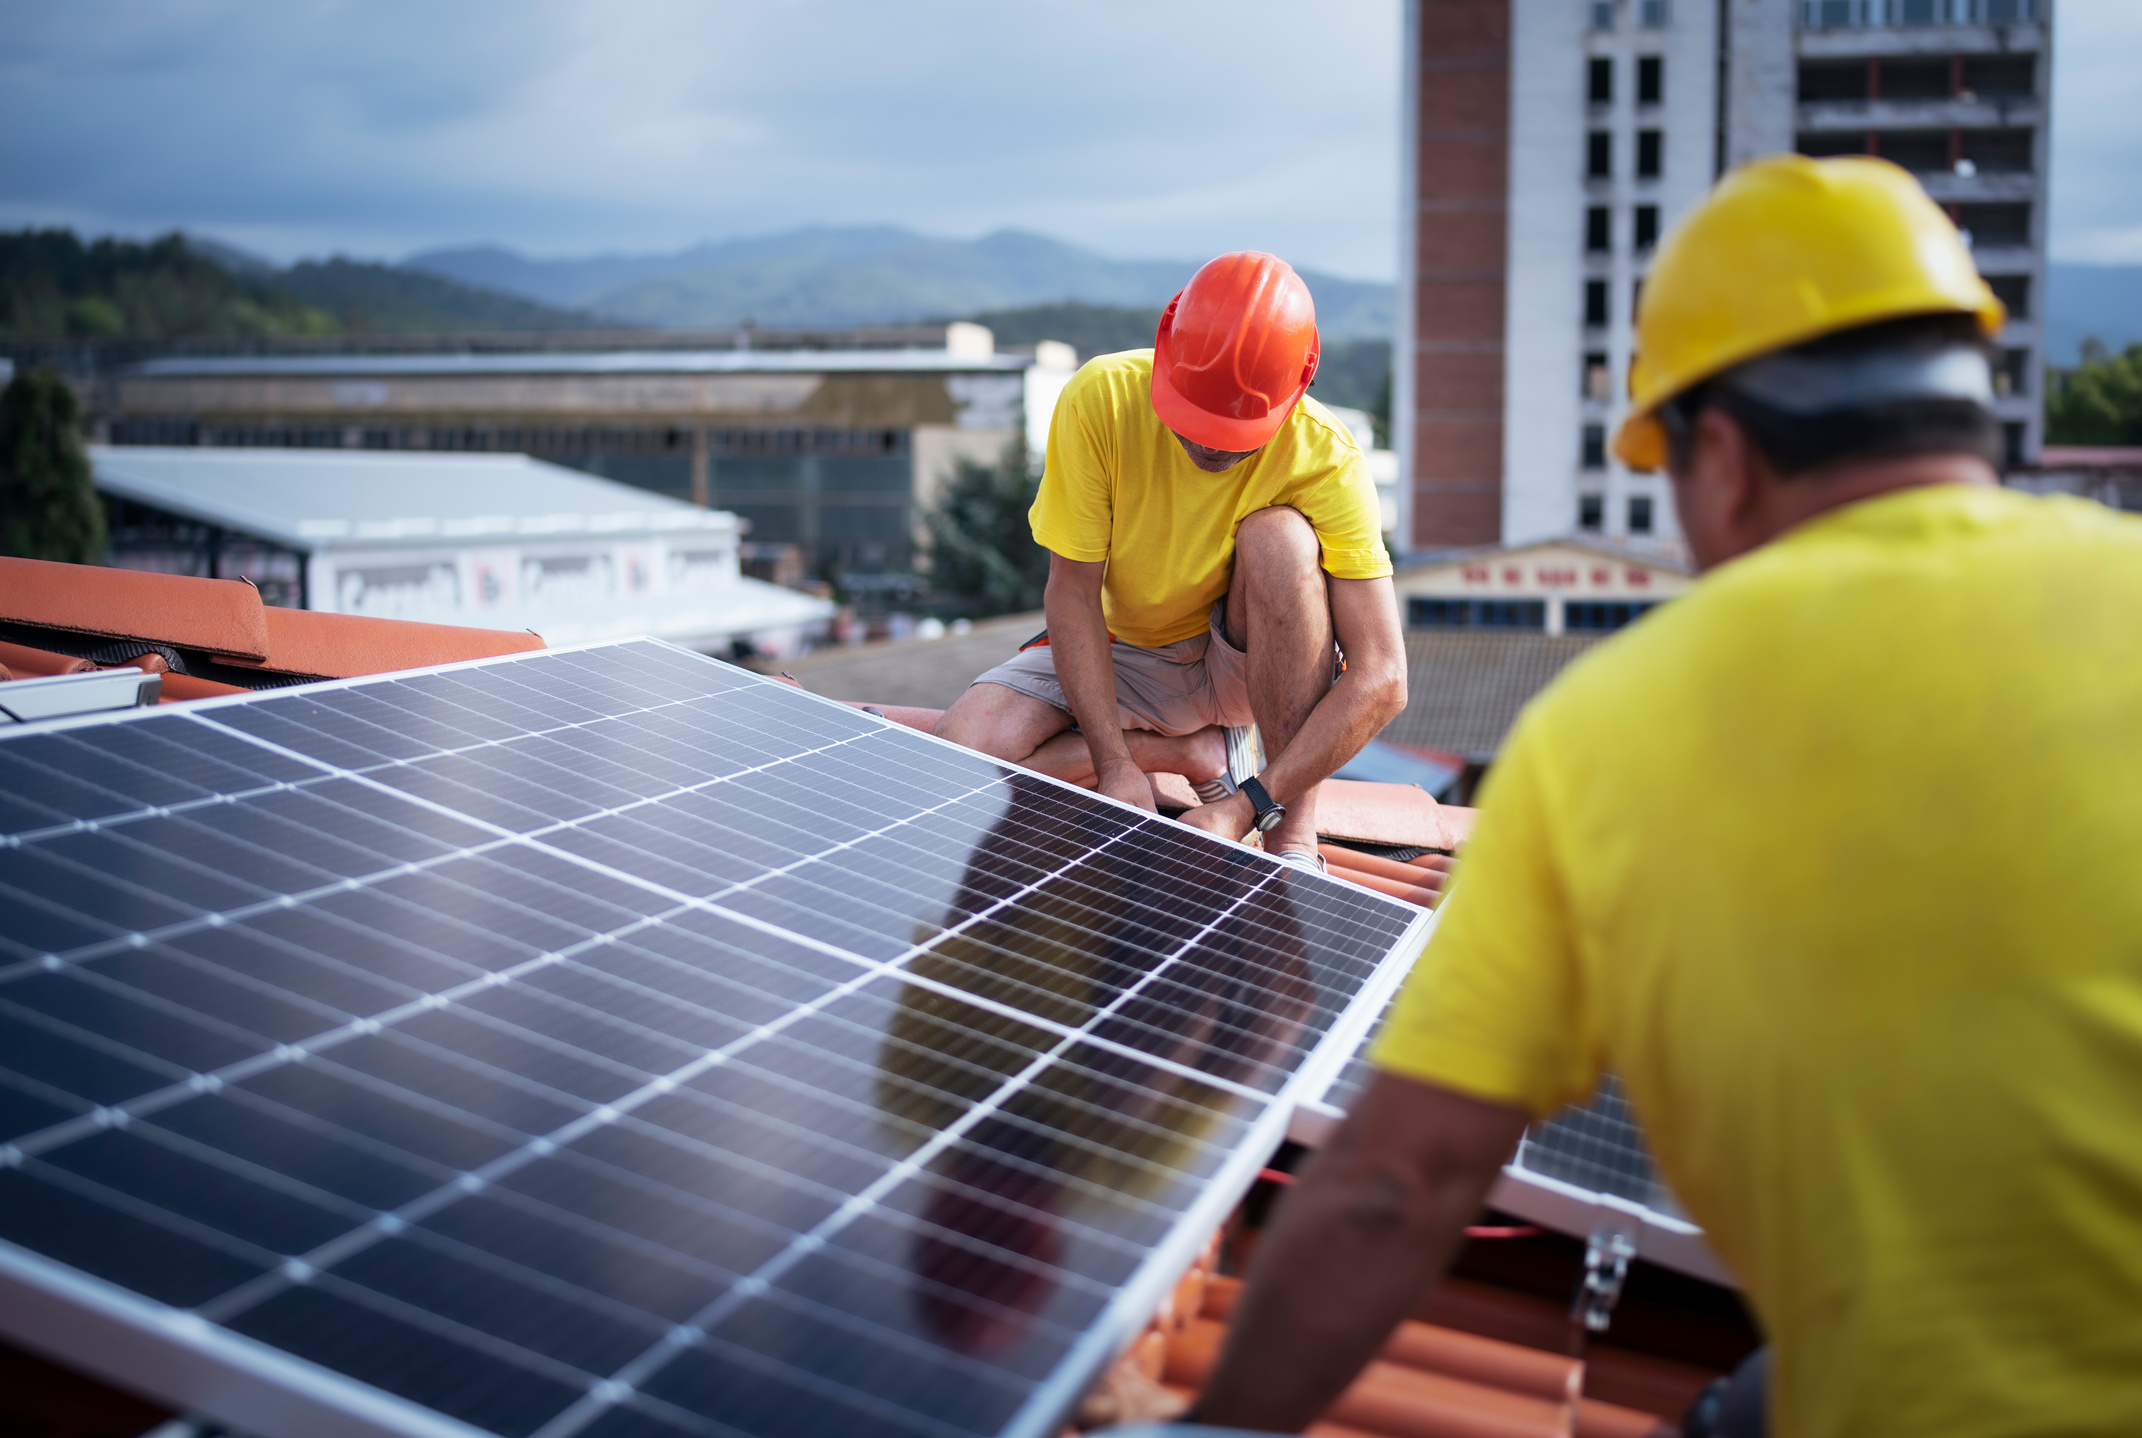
[[1289, 393, 1367, 454], [1526, 483, 2142, 744], [1056, 348, 1156, 418]]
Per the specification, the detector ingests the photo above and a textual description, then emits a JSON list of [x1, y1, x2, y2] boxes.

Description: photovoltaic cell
[[0, 639, 1425, 1438]]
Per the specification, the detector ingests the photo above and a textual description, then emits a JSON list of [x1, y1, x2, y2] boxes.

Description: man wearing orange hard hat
[[1177, 156, 2142, 1436], [937, 252, 1405, 866]]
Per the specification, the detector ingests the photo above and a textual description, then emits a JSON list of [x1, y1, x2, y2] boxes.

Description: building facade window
[[1638, 55, 1663, 104], [1586, 206, 1612, 252], [1638, 0, 1668, 27], [1634, 204, 1660, 250], [1588, 0, 1616, 31], [1996, 348, 2030, 397], [1589, 56, 1614, 104], [1588, 131, 1613, 179], [1584, 352, 1612, 400], [1628, 494, 1655, 534], [1582, 424, 1607, 470], [1985, 273, 2029, 318], [1579, 494, 1605, 532], [1410, 598, 1549, 631], [1636, 129, 1663, 178], [1585, 279, 1610, 328], [1565, 600, 1659, 631]]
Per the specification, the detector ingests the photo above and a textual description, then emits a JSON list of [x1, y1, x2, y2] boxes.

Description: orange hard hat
[[1151, 252, 1320, 452]]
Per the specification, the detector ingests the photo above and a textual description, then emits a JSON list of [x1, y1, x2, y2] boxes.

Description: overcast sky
[[0, 0, 2133, 279]]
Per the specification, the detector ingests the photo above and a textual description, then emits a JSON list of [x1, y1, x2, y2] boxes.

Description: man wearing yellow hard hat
[[1176, 155, 2142, 1436]]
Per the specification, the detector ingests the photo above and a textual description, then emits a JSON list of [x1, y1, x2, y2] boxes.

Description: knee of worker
[[935, 684, 1048, 759], [1234, 505, 1320, 580]]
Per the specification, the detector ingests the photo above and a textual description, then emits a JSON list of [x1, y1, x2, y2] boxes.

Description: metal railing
[[1800, 0, 2038, 26]]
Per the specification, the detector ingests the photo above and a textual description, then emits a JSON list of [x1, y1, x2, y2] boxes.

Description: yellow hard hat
[[1614, 154, 2006, 471]]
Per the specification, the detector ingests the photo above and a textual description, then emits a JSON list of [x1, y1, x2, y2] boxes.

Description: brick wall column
[[1410, 0, 1512, 549]]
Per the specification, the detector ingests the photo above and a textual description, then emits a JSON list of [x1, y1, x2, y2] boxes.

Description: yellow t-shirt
[[1030, 350, 1390, 648], [1373, 485, 2142, 1438]]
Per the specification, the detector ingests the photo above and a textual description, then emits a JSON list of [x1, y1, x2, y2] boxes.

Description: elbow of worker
[[1367, 662, 1407, 722]]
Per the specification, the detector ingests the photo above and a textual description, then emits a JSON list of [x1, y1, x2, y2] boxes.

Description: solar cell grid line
[[0, 638, 1429, 1438]]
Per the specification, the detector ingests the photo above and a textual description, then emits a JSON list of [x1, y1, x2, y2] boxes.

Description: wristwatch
[[1240, 776, 1287, 834]]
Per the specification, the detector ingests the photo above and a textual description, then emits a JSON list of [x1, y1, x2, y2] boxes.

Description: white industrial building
[[1399, 0, 2051, 556], [90, 446, 835, 655]]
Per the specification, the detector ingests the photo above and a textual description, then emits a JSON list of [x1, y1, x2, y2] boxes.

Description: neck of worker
[[1677, 446, 2000, 574]]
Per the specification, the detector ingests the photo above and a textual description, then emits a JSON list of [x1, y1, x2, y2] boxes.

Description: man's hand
[[1095, 756, 1159, 814], [1178, 791, 1254, 843]]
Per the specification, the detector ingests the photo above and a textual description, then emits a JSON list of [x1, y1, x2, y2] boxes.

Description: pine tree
[[0, 367, 106, 564], [926, 445, 1049, 617]]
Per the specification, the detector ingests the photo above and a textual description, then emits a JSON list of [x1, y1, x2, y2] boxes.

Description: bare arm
[[1043, 551, 1154, 812], [1191, 1071, 1530, 1431]]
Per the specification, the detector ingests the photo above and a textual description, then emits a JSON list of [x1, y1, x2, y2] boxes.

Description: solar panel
[[0, 638, 1427, 1438], [1296, 1014, 1728, 1286]]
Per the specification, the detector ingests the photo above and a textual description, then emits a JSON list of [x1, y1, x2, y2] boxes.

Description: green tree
[[926, 446, 1049, 617], [2045, 341, 2142, 446], [0, 367, 106, 564]]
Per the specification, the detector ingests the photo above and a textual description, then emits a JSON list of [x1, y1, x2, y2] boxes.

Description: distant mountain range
[[406, 227, 1397, 340], [2048, 264, 2142, 365]]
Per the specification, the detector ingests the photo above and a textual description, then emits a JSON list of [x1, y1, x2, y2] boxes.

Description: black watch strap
[[1240, 775, 1286, 833]]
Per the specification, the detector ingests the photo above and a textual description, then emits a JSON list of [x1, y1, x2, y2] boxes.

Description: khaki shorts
[[970, 602, 1253, 738]]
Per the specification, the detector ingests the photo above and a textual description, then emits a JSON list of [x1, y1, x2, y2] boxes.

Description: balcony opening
[[1585, 279, 1611, 329], [1871, 130, 1952, 174], [1880, 57, 1952, 100], [1578, 494, 1606, 533], [1797, 59, 1869, 103], [1587, 206, 1613, 253], [1957, 202, 2030, 249], [1628, 494, 1655, 535], [1584, 352, 1612, 401], [1588, 131, 1614, 179], [1637, 130, 1662, 179], [1797, 131, 1871, 159], [1961, 55, 2034, 100], [1638, 56, 1664, 105], [1634, 205, 1660, 251], [1985, 273, 2029, 319], [1589, 56, 1614, 105], [1582, 424, 1608, 471], [1995, 348, 2031, 398], [1960, 128, 2034, 174]]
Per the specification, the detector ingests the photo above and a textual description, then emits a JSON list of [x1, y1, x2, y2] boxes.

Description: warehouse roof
[[91, 446, 733, 551], [1383, 631, 1606, 762]]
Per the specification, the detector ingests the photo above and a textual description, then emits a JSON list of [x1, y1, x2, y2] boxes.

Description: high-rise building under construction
[[1397, 0, 2051, 554]]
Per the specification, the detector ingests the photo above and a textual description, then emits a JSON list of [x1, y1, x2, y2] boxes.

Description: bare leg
[[1223, 507, 1330, 855], [936, 682, 1227, 786]]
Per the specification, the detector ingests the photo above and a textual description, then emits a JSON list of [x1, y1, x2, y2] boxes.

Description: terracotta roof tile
[[246, 605, 543, 680], [0, 556, 271, 661], [0, 558, 545, 708], [0, 638, 97, 678]]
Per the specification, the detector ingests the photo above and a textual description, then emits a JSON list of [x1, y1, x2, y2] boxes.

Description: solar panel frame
[[0, 638, 1434, 1438]]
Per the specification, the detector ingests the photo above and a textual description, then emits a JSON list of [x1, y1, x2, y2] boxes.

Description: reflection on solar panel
[[1512, 1077, 1671, 1212], [0, 640, 1425, 1438]]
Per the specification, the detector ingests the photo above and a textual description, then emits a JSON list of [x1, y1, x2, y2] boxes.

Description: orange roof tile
[[0, 558, 545, 708], [246, 606, 543, 680], [0, 556, 270, 661]]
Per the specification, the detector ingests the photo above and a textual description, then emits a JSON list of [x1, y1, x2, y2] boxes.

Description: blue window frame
[[1409, 598, 1548, 630], [1564, 600, 1660, 631]]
